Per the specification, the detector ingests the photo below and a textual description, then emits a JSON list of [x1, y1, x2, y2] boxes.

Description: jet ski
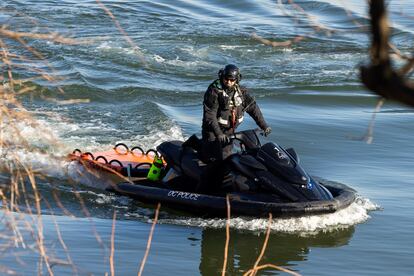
[[69, 129, 356, 218]]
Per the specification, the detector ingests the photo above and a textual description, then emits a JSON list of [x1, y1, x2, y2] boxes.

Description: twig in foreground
[[250, 213, 273, 276], [222, 194, 231, 276], [110, 210, 116, 276], [364, 98, 385, 144], [252, 32, 304, 48], [137, 202, 161, 276], [243, 213, 301, 276]]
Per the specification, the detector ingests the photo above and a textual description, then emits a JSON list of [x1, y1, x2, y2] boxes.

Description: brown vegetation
[[361, 0, 414, 107], [1, 7, 109, 274], [1, 1, 404, 275], [222, 196, 301, 276]]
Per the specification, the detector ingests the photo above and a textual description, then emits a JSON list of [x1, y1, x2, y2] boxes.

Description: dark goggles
[[224, 77, 236, 82]]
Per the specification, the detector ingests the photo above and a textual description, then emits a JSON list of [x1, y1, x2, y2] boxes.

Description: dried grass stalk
[[110, 210, 117, 276], [221, 195, 231, 276], [137, 202, 161, 276]]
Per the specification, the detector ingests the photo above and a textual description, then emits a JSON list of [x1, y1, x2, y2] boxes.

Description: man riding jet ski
[[200, 64, 272, 192]]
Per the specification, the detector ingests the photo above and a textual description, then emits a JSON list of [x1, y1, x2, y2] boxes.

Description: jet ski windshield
[[258, 143, 295, 168], [231, 129, 262, 151], [257, 142, 309, 186]]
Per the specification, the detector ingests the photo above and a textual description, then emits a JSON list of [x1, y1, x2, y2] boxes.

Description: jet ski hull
[[108, 181, 356, 218]]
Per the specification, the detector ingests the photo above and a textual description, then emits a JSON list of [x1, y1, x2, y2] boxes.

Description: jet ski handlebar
[[227, 128, 263, 150], [228, 128, 262, 138]]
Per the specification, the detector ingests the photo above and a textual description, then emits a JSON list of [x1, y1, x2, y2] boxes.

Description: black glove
[[217, 134, 230, 145], [263, 127, 272, 137]]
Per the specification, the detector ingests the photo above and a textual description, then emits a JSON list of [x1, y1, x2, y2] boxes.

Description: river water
[[1, 0, 413, 275]]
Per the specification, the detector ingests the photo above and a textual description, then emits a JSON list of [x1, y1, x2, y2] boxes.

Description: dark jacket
[[202, 79, 268, 141]]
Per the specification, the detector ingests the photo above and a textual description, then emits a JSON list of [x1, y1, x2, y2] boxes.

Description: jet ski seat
[[157, 140, 207, 183], [178, 135, 207, 182], [157, 140, 184, 173], [181, 147, 207, 182]]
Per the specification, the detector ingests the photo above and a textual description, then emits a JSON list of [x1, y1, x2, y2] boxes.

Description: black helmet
[[219, 64, 242, 82]]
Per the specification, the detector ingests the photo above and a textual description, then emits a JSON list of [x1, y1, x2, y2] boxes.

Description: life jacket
[[212, 80, 245, 129]]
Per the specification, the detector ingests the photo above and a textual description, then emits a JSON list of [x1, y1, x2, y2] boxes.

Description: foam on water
[[77, 190, 132, 208], [127, 124, 185, 149], [219, 45, 245, 50], [156, 103, 201, 126], [0, 110, 69, 178], [65, 160, 116, 190], [1, 105, 184, 186], [96, 41, 144, 57], [151, 53, 216, 70], [158, 196, 379, 234], [96, 41, 217, 70]]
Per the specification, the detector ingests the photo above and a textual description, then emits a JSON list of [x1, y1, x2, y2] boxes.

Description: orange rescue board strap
[[69, 148, 164, 168]]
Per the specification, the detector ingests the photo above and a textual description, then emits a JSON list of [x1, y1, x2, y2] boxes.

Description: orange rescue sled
[[68, 143, 164, 183]]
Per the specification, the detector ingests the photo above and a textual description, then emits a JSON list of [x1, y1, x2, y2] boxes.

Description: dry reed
[[220, 197, 301, 276], [221, 194, 231, 276], [137, 202, 161, 276], [110, 210, 117, 276], [1, 6, 95, 273], [243, 213, 301, 276], [250, 213, 273, 276], [253, 0, 337, 49], [0, 3, 149, 273]]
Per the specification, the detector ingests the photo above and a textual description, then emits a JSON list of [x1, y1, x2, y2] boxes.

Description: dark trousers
[[197, 130, 234, 193], [201, 129, 234, 162]]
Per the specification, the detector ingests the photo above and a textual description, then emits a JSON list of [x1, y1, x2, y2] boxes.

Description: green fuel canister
[[147, 155, 163, 181]]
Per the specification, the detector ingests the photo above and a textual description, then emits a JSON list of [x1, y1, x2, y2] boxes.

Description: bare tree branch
[[360, 0, 414, 107], [252, 32, 305, 48], [0, 27, 83, 45]]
